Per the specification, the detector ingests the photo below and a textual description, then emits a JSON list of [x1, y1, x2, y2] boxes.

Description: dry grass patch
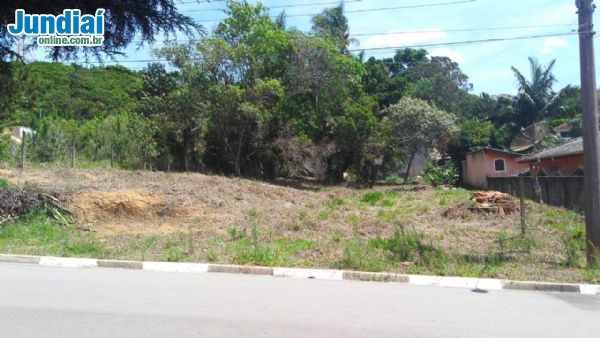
[[0, 168, 597, 284]]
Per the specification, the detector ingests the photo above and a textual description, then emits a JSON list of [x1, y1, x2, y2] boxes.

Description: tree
[[383, 97, 456, 182], [139, 60, 209, 172], [511, 57, 558, 126], [362, 57, 409, 110], [446, 118, 494, 170], [0, 1, 201, 61], [311, 4, 358, 54], [406, 56, 472, 114], [97, 111, 157, 169]]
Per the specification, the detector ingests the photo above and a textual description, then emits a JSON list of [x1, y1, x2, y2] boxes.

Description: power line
[[179, 0, 225, 4], [354, 31, 577, 55], [351, 24, 577, 37], [126, 23, 576, 44], [185, 0, 478, 22], [344, 0, 476, 14], [80, 31, 576, 65], [181, 0, 364, 12]]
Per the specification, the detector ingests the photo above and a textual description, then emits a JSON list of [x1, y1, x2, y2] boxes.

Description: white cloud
[[541, 37, 568, 54], [361, 29, 447, 49], [429, 48, 465, 63]]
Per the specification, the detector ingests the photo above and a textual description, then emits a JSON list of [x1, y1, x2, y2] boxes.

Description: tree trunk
[[110, 145, 114, 168], [234, 127, 247, 177], [70, 140, 76, 168], [19, 136, 25, 169], [183, 129, 191, 172], [403, 150, 417, 184]]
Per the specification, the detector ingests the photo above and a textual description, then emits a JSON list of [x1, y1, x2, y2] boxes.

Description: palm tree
[[511, 57, 558, 126], [311, 3, 359, 54], [275, 10, 286, 29]]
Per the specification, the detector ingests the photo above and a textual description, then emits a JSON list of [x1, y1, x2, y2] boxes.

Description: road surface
[[0, 263, 598, 337]]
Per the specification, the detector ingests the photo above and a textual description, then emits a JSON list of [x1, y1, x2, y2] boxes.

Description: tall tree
[[383, 97, 456, 182], [0, 1, 202, 61], [311, 4, 358, 54], [511, 57, 558, 126]]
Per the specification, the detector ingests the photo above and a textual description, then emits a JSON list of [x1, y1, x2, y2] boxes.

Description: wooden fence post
[[519, 176, 526, 235]]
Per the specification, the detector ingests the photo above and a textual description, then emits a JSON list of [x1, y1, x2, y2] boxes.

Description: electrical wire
[[77, 31, 577, 65], [355, 31, 578, 55], [181, 0, 364, 12], [184, 0, 478, 22]]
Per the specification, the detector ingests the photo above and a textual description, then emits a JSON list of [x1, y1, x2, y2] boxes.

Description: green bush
[[385, 175, 404, 185], [0, 134, 11, 163], [423, 163, 459, 187]]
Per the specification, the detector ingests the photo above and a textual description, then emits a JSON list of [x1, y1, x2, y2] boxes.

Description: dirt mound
[[70, 190, 167, 222]]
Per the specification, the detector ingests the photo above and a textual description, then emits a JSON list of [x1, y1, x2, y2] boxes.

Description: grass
[[0, 178, 9, 190], [323, 197, 344, 208], [0, 210, 105, 257], [360, 191, 384, 206], [0, 168, 596, 284]]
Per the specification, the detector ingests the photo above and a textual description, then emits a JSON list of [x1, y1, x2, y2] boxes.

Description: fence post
[[519, 176, 526, 235]]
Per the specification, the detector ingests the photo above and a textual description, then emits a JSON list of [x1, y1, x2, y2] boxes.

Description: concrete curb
[[0, 254, 41, 265], [97, 259, 143, 270], [143, 262, 209, 273], [0, 254, 597, 295], [208, 264, 273, 275], [502, 281, 581, 293], [343, 271, 409, 283]]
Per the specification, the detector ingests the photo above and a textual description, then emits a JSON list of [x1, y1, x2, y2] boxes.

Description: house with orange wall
[[462, 148, 529, 189], [517, 137, 583, 174]]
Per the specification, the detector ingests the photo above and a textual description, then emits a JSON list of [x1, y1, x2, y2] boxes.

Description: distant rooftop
[[466, 147, 522, 157], [518, 137, 583, 163]]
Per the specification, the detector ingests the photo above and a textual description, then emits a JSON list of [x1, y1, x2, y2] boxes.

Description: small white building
[[2, 126, 34, 145]]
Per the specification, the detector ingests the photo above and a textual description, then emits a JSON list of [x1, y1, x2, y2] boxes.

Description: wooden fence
[[486, 176, 584, 210]]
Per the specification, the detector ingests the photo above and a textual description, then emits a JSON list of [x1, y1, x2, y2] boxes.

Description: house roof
[[517, 137, 583, 163], [466, 147, 522, 157], [553, 123, 573, 133]]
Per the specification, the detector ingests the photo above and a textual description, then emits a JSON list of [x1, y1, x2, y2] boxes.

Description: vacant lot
[[0, 168, 596, 283]]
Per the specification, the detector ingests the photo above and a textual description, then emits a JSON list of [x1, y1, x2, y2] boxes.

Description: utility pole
[[576, 0, 600, 265]]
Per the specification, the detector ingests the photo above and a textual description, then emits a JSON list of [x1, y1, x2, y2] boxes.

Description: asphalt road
[[0, 263, 598, 338]]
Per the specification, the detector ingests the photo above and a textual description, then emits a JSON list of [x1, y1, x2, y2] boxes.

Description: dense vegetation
[[0, 1, 586, 183]]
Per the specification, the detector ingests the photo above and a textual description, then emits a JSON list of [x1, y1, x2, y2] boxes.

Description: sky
[[36, 0, 595, 95]]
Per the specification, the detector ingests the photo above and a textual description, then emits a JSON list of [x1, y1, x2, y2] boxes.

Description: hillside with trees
[[0, 1, 585, 183]]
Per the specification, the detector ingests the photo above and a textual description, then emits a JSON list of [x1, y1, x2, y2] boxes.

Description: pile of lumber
[[469, 191, 516, 216]]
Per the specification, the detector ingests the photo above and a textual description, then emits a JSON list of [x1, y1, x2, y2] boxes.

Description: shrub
[[423, 163, 459, 187], [385, 175, 403, 185]]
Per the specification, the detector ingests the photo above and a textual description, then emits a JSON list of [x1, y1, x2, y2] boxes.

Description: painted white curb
[[143, 261, 209, 273], [273, 267, 344, 280], [2, 254, 596, 294], [409, 275, 504, 290], [579, 284, 600, 295], [39, 256, 98, 268]]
